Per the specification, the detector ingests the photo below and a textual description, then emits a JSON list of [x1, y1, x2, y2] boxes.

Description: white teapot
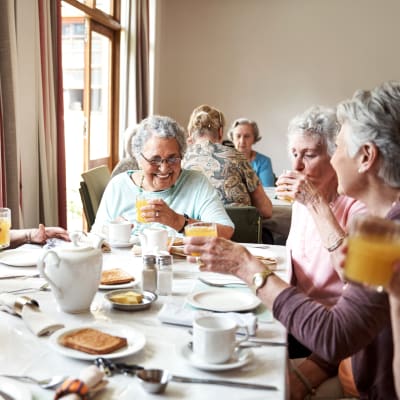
[[37, 232, 102, 313]]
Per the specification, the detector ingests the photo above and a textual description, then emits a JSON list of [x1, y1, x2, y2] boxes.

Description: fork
[[198, 277, 248, 288]]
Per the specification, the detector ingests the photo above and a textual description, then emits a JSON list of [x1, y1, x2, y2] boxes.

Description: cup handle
[[234, 326, 249, 348], [37, 250, 63, 298]]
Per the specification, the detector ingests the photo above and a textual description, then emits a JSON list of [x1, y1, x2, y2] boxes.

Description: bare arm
[[388, 262, 400, 397], [249, 183, 273, 218]]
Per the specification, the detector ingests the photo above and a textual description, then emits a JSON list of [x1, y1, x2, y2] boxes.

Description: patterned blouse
[[183, 141, 260, 206]]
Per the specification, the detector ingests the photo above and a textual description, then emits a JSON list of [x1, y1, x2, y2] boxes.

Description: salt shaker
[[157, 254, 173, 295], [142, 254, 157, 292]]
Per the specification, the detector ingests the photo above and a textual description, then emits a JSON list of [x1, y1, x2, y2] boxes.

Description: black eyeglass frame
[[140, 152, 181, 167]]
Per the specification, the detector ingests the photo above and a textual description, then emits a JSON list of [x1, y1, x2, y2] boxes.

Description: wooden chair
[[225, 206, 262, 243], [79, 165, 110, 230]]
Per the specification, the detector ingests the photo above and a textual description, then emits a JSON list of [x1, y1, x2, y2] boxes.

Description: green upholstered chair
[[225, 206, 262, 243], [79, 165, 110, 230]]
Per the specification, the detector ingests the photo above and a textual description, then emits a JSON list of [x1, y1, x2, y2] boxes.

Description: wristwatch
[[178, 213, 190, 233], [252, 269, 274, 295]]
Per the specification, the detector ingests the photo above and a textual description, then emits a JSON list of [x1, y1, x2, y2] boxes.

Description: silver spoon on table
[[198, 277, 248, 288]]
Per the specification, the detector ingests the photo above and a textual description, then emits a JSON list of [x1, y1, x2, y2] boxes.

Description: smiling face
[[140, 135, 182, 191], [289, 133, 337, 190], [231, 124, 255, 157]]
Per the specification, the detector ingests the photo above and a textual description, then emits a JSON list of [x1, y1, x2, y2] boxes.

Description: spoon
[[0, 374, 68, 390], [5, 283, 50, 294], [136, 368, 277, 393]]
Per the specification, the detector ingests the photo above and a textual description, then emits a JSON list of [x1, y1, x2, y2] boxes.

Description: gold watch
[[252, 269, 274, 295]]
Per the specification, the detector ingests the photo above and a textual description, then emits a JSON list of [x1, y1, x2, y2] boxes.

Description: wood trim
[[63, 0, 121, 29]]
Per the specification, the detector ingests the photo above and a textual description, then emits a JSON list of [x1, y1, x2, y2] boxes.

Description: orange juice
[[0, 219, 10, 249], [136, 197, 149, 224], [185, 222, 217, 256], [345, 235, 400, 289]]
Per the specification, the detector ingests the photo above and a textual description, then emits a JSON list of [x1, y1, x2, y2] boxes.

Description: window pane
[[89, 31, 111, 160], [61, 2, 86, 231], [96, 0, 112, 15]]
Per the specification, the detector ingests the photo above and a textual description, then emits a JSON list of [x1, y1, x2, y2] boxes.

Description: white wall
[[153, 0, 400, 174]]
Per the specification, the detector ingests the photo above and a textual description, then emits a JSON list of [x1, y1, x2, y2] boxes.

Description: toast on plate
[[101, 268, 134, 285], [59, 327, 128, 354]]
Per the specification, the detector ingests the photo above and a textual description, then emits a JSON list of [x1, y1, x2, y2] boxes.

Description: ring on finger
[[155, 211, 159, 218], [195, 256, 204, 267]]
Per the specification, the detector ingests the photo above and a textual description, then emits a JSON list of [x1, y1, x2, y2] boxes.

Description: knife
[[170, 375, 278, 390], [0, 389, 16, 400]]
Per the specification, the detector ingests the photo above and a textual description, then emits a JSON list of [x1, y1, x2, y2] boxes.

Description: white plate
[[0, 377, 32, 400], [180, 343, 253, 371], [0, 249, 43, 267], [186, 289, 261, 312], [50, 322, 146, 361], [99, 279, 140, 290]]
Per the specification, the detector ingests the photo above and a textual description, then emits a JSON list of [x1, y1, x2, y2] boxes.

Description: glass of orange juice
[[136, 194, 149, 224], [0, 208, 11, 249], [344, 214, 400, 291], [184, 222, 217, 256]]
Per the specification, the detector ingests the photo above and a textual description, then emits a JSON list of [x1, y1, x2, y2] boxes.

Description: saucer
[[179, 343, 253, 371], [109, 239, 135, 248]]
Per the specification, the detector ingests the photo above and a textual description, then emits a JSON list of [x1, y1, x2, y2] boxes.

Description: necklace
[[139, 174, 144, 191]]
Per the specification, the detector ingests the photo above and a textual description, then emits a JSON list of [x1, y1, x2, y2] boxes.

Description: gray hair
[[337, 80, 400, 187], [227, 118, 261, 143], [287, 105, 339, 157], [132, 115, 187, 159]]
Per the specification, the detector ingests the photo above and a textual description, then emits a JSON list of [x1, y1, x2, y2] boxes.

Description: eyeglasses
[[141, 153, 181, 167]]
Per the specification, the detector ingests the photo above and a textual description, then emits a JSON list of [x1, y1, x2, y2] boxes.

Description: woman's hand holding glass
[[136, 198, 181, 230], [276, 170, 319, 206]]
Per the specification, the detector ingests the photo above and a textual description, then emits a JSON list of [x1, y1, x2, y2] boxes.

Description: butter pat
[[110, 291, 143, 304]]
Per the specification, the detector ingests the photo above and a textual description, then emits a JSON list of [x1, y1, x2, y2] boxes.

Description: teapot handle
[[37, 250, 63, 298]]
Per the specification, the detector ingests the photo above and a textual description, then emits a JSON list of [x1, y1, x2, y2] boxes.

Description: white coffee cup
[[139, 227, 175, 254], [108, 221, 132, 244], [192, 316, 248, 364]]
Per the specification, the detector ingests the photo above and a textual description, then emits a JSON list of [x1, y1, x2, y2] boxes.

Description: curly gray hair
[[227, 118, 261, 143], [132, 115, 187, 159], [337, 80, 400, 187], [287, 105, 339, 157]]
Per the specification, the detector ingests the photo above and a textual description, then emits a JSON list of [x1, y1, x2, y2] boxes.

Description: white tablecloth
[[0, 244, 288, 400]]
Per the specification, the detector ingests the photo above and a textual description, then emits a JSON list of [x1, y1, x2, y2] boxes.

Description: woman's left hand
[[141, 199, 182, 230]]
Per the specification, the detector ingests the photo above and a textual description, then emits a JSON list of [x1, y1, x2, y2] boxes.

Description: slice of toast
[[59, 328, 128, 354], [101, 268, 134, 285]]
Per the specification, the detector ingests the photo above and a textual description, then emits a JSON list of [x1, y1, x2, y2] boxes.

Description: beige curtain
[[0, 0, 66, 228], [136, 0, 150, 121]]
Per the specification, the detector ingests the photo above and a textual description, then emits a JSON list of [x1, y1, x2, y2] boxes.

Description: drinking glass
[[344, 214, 400, 291], [184, 222, 217, 256], [136, 194, 149, 224], [0, 208, 11, 249]]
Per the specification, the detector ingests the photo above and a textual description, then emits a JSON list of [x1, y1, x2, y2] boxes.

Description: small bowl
[[105, 289, 157, 311], [136, 369, 171, 393]]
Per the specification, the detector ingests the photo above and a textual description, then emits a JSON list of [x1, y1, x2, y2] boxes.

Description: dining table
[[0, 241, 290, 400]]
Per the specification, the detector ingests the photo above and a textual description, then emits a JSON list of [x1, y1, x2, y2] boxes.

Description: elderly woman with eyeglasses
[[228, 118, 275, 187], [92, 115, 234, 238]]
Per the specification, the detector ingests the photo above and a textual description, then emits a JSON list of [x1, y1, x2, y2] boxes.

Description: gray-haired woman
[[93, 115, 234, 238], [228, 118, 275, 187]]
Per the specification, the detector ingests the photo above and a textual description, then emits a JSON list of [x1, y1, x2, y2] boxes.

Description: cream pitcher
[[139, 226, 176, 254], [37, 232, 102, 313]]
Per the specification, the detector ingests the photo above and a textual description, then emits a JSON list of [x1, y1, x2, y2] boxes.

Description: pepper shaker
[[142, 254, 157, 292]]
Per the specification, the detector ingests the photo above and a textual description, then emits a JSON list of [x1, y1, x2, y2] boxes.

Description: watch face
[[254, 274, 264, 288]]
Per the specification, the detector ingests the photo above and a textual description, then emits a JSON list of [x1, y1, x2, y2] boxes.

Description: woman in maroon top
[[184, 81, 400, 399]]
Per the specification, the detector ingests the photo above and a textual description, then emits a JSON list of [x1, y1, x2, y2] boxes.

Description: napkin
[[55, 366, 107, 400], [157, 303, 257, 335], [0, 293, 64, 336]]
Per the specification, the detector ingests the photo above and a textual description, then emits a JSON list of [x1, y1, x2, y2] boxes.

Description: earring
[[358, 166, 365, 173]]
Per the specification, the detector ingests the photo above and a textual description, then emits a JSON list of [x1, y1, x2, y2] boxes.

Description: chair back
[[80, 165, 110, 229], [225, 206, 262, 243]]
